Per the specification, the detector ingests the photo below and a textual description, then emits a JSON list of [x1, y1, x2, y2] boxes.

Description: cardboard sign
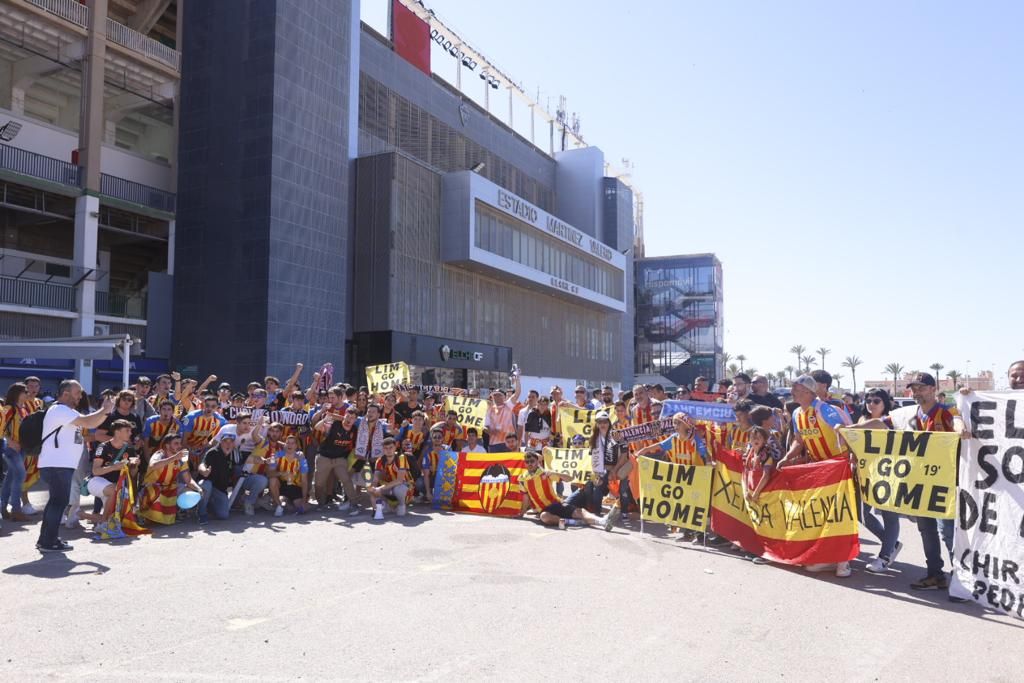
[[366, 362, 410, 394], [444, 395, 487, 431], [542, 447, 592, 484], [843, 428, 958, 518], [638, 456, 713, 531]]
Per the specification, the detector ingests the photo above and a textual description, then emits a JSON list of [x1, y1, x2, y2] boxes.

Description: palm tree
[[816, 347, 831, 371], [842, 356, 862, 393], [736, 354, 746, 372], [727, 363, 739, 378], [721, 352, 732, 377], [746, 367, 758, 378], [930, 363, 944, 385], [884, 362, 904, 396], [784, 365, 795, 380], [801, 355, 817, 373], [832, 373, 843, 389], [789, 345, 805, 372], [775, 371, 787, 387], [946, 369, 962, 390]]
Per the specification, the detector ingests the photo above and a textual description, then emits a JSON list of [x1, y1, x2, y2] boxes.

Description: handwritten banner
[[542, 447, 592, 484], [661, 400, 736, 424], [710, 449, 860, 566], [366, 362, 410, 394], [842, 428, 958, 518], [950, 392, 1024, 618], [638, 456, 713, 531], [444, 395, 487, 431], [613, 417, 674, 444], [556, 405, 597, 443]]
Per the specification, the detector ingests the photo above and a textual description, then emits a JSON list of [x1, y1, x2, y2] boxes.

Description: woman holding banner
[[847, 388, 903, 574]]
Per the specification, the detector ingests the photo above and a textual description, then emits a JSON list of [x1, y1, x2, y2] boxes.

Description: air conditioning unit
[[94, 323, 110, 337]]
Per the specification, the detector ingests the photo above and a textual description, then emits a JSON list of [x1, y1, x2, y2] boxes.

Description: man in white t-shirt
[[37, 380, 113, 553]]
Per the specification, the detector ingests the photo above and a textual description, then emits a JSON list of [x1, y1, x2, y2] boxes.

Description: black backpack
[[19, 406, 61, 456]]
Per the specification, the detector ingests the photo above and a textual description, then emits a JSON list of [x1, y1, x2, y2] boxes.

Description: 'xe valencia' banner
[[711, 449, 860, 565]]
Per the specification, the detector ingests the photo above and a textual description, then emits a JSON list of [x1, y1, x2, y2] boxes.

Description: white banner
[[951, 391, 1024, 618]]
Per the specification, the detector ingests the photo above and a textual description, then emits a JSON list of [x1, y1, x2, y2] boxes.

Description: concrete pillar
[[78, 0, 108, 192], [73, 194, 100, 394], [11, 86, 25, 115]]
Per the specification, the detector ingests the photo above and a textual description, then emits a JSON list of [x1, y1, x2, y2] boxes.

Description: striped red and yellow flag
[[452, 452, 527, 517], [114, 466, 150, 536], [711, 449, 859, 565]]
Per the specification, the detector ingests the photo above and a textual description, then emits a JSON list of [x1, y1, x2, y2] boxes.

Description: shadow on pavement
[[636, 524, 1024, 630], [3, 555, 110, 578]]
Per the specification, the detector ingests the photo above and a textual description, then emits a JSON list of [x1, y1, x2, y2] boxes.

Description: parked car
[[891, 396, 916, 408]]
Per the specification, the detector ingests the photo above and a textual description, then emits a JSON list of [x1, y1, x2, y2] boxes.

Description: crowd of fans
[[3, 359, 1020, 604]]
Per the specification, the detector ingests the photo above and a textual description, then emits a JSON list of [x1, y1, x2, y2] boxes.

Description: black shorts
[[542, 502, 577, 519], [280, 484, 303, 501]]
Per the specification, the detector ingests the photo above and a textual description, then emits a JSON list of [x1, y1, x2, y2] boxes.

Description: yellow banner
[[444, 395, 487, 431], [558, 405, 596, 443], [543, 447, 592, 484], [366, 362, 410, 394], [638, 456, 713, 532], [841, 428, 958, 519]]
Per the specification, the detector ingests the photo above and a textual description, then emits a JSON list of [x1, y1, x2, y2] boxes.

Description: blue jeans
[[861, 502, 901, 561], [231, 467, 267, 505], [199, 480, 230, 520], [38, 467, 74, 547], [2, 446, 26, 513], [917, 516, 954, 577], [241, 473, 267, 504]]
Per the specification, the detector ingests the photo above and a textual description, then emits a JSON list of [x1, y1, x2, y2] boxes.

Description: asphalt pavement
[[1, 489, 1020, 682]]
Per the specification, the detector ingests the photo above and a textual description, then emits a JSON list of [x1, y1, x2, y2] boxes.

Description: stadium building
[[0, 0, 178, 390], [0, 0, 641, 393]]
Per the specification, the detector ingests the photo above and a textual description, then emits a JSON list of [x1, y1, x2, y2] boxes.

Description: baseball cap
[[792, 375, 817, 393], [594, 410, 611, 421], [907, 372, 936, 387], [218, 382, 232, 391]]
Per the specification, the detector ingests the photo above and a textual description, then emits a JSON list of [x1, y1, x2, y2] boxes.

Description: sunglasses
[[865, 398, 882, 405]]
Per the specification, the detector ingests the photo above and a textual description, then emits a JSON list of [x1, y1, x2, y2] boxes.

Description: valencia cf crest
[[478, 464, 511, 514], [440, 344, 452, 362]]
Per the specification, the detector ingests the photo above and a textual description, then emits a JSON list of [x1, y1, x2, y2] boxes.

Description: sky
[[363, 1, 1023, 388]]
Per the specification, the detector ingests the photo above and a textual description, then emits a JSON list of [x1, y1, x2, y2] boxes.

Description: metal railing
[[0, 144, 80, 187], [0, 275, 76, 311], [95, 290, 146, 318], [26, 0, 181, 72], [26, 0, 88, 28], [100, 173, 176, 213], [105, 17, 181, 71]]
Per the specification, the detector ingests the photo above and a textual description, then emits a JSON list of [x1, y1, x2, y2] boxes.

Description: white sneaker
[[348, 508, 361, 517], [835, 562, 852, 578], [373, 504, 384, 520], [397, 502, 407, 517], [337, 501, 351, 512], [274, 505, 284, 518], [865, 557, 889, 574], [244, 503, 255, 516], [805, 563, 835, 573], [889, 541, 904, 564], [22, 503, 37, 515]]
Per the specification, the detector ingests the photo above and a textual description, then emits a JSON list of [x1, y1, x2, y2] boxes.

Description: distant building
[[634, 254, 723, 388], [864, 370, 994, 396]]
